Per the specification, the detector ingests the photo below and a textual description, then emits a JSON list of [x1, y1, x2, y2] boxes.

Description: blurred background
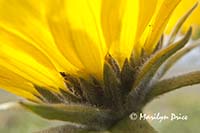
[[0, 46, 200, 133]]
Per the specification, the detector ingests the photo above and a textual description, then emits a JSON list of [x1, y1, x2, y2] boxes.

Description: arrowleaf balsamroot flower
[[0, 0, 200, 132]]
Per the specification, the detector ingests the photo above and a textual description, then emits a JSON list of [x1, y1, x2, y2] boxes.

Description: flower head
[[2, 1, 200, 132], [0, 0, 198, 106]]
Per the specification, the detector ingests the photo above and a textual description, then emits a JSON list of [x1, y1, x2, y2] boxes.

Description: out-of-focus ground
[[0, 47, 200, 133]]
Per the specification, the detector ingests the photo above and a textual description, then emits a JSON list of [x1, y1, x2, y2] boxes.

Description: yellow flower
[[0, 0, 196, 102]]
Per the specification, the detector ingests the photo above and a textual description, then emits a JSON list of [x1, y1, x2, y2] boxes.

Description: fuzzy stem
[[147, 71, 200, 101]]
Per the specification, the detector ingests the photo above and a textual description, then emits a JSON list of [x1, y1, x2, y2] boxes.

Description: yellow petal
[[107, 0, 139, 64], [0, 0, 77, 73], [0, 66, 38, 94], [166, 0, 200, 33], [0, 65, 40, 101], [101, 0, 123, 48], [102, 0, 157, 64], [0, 26, 56, 70], [0, 60, 64, 93], [47, 0, 107, 78], [143, 0, 181, 54], [0, 43, 65, 91], [0, 85, 40, 102], [47, 20, 84, 70], [133, 0, 158, 60], [136, 0, 158, 39]]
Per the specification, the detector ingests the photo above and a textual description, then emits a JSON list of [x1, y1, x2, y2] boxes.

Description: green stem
[[147, 71, 200, 101]]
